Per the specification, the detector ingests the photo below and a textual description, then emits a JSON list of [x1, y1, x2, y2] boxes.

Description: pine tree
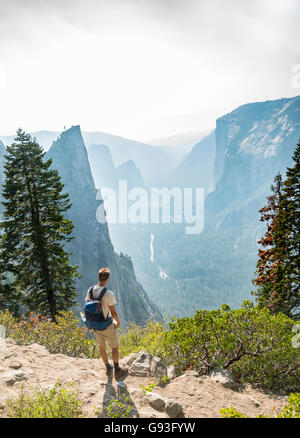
[[252, 173, 285, 312], [0, 129, 79, 321], [277, 140, 300, 317], [253, 140, 300, 318]]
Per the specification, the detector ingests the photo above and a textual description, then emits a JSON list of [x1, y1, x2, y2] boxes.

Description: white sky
[[0, 0, 299, 142]]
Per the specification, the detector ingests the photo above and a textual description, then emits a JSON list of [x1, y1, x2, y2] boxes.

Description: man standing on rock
[[85, 267, 128, 378]]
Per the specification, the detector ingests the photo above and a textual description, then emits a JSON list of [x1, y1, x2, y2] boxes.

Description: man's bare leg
[[99, 345, 113, 375], [99, 345, 109, 364], [111, 347, 119, 363]]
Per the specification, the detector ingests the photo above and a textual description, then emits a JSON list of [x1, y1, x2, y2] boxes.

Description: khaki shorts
[[93, 323, 119, 349]]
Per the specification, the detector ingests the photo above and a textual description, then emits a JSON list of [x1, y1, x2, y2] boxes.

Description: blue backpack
[[83, 286, 113, 330]]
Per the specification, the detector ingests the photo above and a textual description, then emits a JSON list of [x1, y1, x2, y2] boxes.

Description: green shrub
[[5, 380, 83, 418], [220, 393, 300, 418], [219, 406, 247, 418], [0, 309, 99, 358], [160, 301, 300, 393], [0, 309, 166, 361], [118, 320, 166, 358], [1, 304, 299, 395], [141, 382, 157, 395], [98, 395, 132, 418], [277, 393, 300, 418]]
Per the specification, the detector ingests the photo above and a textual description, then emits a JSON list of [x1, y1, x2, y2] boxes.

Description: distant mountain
[[46, 126, 162, 325], [83, 131, 176, 185], [167, 130, 216, 196], [0, 130, 178, 186], [149, 130, 212, 162], [87, 144, 145, 193], [116, 160, 145, 190], [206, 96, 300, 227], [87, 144, 118, 190], [0, 131, 60, 151], [106, 96, 300, 317]]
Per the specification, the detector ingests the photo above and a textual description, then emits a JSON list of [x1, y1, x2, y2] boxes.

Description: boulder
[[165, 399, 184, 418], [122, 353, 138, 368], [167, 365, 176, 380], [150, 356, 168, 383], [146, 392, 165, 411], [209, 368, 239, 391], [129, 351, 151, 377], [7, 359, 22, 370], [2, 371, 29, 386]]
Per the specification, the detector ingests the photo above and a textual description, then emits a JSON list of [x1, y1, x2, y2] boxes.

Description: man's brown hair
[[98, 267, 110, 283]]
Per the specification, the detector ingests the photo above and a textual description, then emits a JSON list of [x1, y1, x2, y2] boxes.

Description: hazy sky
[[0, 0, 299, 142]]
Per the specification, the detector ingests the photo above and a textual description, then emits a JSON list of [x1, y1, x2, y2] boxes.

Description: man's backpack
[[83, 286, 113, 330]]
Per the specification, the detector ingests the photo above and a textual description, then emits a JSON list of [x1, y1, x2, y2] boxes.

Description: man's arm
[[109, 305, 120, 328]]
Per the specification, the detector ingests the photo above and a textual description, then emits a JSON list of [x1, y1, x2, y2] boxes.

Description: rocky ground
[[0, 339, 287, 418]]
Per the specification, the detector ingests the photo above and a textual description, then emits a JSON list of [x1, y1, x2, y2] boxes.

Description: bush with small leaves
[[141, 382, 157, 395], [219, 406, 247, 418], [0, 309, 99, 358], [103, 395, 132, 419], [5, 380, 83, 418], [277, 393, 300, 418], [220, 393, 300, 418], [160, 301, 299, 393]]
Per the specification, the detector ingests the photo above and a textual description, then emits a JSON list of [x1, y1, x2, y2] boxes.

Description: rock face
[[169, 130, 216, 196], [46, 126, 162, 325], [207, 96, 300, 225]]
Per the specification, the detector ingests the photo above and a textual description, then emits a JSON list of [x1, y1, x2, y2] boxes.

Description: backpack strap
[[89, 286, 107, 301], [98, 287, 107, 302], [88, 286, 94, 300]]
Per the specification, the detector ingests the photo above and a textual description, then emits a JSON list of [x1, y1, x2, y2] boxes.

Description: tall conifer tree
[[252, 173, 285, 312], [253, 140, 300, 318], [0, 129, 78, 321], [276, 140, 300, 316]]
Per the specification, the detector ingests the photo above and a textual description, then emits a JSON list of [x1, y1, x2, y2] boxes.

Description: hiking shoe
[[114, 366, 128, 378], [105, 364, 113, 376]]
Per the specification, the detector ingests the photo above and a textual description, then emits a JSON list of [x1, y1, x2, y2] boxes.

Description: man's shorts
[[93, 322, 119, 348]]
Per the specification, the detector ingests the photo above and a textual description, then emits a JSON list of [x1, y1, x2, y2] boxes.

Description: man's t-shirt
[[85, 285, 117, 319]]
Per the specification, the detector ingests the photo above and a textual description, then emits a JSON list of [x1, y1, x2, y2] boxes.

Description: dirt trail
[[0, 339, 286, 418]]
